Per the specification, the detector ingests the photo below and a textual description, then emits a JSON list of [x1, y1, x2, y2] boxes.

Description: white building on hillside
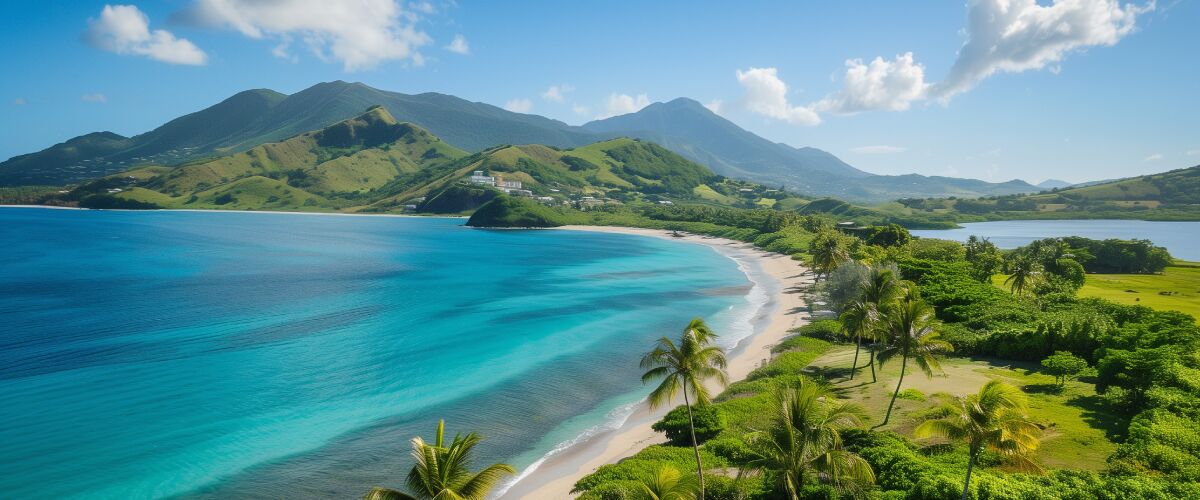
[[469, 170, 495, 185]]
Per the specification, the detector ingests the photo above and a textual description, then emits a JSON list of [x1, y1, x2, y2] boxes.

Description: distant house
[[403, 204, 419, 211], [106, 188, 123, 194], [468, 170, 495, 185], [535, 196, 555, 204], [658, 200, 674, 205]]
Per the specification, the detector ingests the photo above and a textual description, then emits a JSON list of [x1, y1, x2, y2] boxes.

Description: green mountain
[[0, 81, 1044, 203], [582, 98, 1043, 202], [58, 107, 767, 215], [0, 82, 597, 187], [898, 165, 1200, 221]]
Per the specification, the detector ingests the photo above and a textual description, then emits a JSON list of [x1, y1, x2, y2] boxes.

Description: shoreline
[[496, 225, 814, 499]]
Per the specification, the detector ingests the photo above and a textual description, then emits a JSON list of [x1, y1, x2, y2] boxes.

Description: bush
[[652, 404, 724, 446]]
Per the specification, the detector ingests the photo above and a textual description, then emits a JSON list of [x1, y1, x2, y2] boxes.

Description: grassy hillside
[[900, 165, 1200, 221], [1077, 261, 1200, 319]]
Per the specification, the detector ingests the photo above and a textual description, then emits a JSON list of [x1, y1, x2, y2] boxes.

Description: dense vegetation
[[898, 165, 1200, 221], [558, 226, 1200, 498]]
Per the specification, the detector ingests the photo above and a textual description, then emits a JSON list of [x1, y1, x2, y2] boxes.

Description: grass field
[[804, 346, 1124, 470], [1077, 261, 1200, 318]]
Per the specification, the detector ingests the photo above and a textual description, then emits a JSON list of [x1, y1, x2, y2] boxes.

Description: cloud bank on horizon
[[738, 0, 1154, 126]]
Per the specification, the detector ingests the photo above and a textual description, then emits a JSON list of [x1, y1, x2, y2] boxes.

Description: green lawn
[[805, 346, 1124, 471], [1077, 262, 1200, 318]]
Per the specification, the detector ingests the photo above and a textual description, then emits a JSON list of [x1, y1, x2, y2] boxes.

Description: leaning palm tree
[[743, 380, 875, 498], [1004, 257, 1042, 296], [364, 420, 515, 500], [641, 318, 729, 500], [851, 267, 905, 382], [636, 464, 699, 500], [839, 298, 873, 381], [810, 231, 851, 279], [877, 290, 952, 426], [914, 381, 1042, 500]]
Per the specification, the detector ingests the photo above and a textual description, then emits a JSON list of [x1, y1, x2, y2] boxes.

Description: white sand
[[496, 225, 814, 499]]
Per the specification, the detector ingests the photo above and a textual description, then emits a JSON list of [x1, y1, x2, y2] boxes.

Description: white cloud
[[445, 34, 469, 55], [541, 84, 574, 103], [1144, 153, 1163, 161], [1187, 149, 1199, 156], [85, 4, 208, 65], [504, 98, 532, 113], [850, 145, 906, 154], [735, 68, 820, 126], [81, 93, 108, 103], [932, 0, 1153, 100], [814, 53, 928, 114], [704, 99, 723, 114], [12, 98, 27, 106], [571, 103, 590, 116], [181, 0, 431, 71], [598, 93, 651, 119]]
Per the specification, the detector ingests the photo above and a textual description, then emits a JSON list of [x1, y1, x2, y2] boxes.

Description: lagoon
[[0, 208, 761, 498], [911, 219, 1200, 261]]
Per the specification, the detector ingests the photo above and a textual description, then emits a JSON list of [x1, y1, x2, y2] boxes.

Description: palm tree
[[1004, 256, 1042, 296], [364, 420, 515, 500], [914, 381, 1042, 500], [641, 318, 729, 500], [636, 464, 699, 500], [877, 290, 952, 426], [852, 268, 904, 382], [810, 231, 851, 279], [840, 299, 872, 381], [743, 380, 875, 498]]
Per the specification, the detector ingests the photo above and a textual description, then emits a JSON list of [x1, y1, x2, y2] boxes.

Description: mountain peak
[[314, 106, 414, 149]]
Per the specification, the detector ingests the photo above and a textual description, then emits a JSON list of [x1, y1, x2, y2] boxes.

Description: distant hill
[[49, 108, 769, 215], [0, 81, 1043, 203], [582, 98, 1041, 202], [897, 165, 1200, 221], [1037, 179, 1073, 189]]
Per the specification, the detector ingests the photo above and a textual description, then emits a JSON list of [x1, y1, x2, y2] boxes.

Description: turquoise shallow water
[[0, 208, 756, 499]]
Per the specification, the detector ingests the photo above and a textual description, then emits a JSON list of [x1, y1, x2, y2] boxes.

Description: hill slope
[[0, 82, 1043, 203], [899, 165, 1200, 221], [583, 98, 1041, 202]]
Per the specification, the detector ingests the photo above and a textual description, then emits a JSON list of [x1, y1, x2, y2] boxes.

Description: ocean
[[0, 208, 764, 498]]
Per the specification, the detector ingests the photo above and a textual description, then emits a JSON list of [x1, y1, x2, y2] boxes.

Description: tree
[[743, 380, 875, 497], [854, 267, 905, 383], [365, 420, 514, 500], [914, 381, 1042, 500], [1004, 256, 1043, 296], [877, 290, 952, 426], [964, 236, 1003, 283], [1041, 351, 1088, 387], [818, 260, 870, 313], [636, 464, 699, 500], [864, 223, 911, 248], [809, 230, 851, 279], [641, 318, 729, 499]]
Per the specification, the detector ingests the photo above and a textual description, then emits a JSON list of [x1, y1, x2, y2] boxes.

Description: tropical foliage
[[365, 420, 514, 500]]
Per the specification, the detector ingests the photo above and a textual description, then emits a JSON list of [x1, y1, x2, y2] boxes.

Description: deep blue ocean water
[[0, 208, 759, 498]]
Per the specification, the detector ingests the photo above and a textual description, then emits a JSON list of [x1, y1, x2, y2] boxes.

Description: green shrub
[[651, 404, 724, 446]]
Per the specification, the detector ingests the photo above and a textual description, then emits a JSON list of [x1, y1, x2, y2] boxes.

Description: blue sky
[[1, 0, 1196, 184]]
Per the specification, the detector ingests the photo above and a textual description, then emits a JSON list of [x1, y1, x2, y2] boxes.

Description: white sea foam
[[493, 242, 774, 499]]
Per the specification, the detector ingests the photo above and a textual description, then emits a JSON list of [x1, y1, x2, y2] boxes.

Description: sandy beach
[[496, 225, 814, 499]]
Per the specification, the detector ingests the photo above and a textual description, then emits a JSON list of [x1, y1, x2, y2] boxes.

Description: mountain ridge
[[1, 81, 1046, 203]]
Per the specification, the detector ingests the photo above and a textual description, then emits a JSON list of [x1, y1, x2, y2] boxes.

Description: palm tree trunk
[[869, 346, 877, 382], [683, 385, 705, 500], [961, 447, 978, 500], [850, 335, 861, 381], [883, 352, 908, 425]]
